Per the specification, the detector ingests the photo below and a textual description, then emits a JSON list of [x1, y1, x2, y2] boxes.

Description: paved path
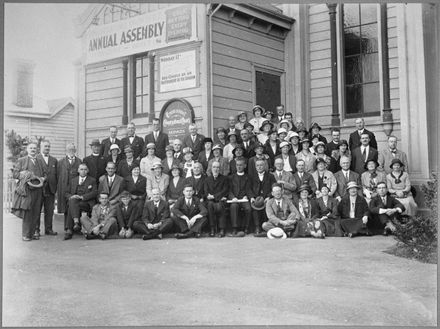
[[2, 212, 437, 327]]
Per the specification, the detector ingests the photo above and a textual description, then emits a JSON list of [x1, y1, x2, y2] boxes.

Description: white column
[[74, 59, 86, 159]]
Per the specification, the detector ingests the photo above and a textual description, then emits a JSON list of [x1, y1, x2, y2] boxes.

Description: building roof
[[7, 96, 75, 119]]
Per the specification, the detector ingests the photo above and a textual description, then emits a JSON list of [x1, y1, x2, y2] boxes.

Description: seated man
[[64, 163, 98, 240], [369, 181, 405, 236], [80, 192, 118, 240], [133, 188, 173, 240], [228, 158, 251, 236], [338, 182, 370, 238], [171, 184, 208, 239], [115, 191, 140, 239], [262, 183, 300, 237], [204, 161, 229, 237]]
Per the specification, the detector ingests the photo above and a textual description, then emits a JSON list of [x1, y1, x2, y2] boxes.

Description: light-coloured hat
[[182, 147, 193, 154], [146, 142, 156, 150], [267, 227, 287, 239], [279, 141, 290, 149], [109, 144, 121, 155], [151, 161, 163, 170], [288, 131, 300, 141], [212, 144, 223, 151], [277, 128, 287, 135], [346, 181, 360, 190]]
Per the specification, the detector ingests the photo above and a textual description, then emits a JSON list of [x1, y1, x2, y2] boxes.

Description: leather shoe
[[142, 234, 155, 240], [84, 233, 98, 240], [73, 223, 81, 232], [209, 228, 215, 237], [32, 233, 40, 240], [175, 233, 189, 239], [254, 231, 267, 237], [99, 233, 106, 240], [22, 236, 32, 242], [217, 229, 225, 238], [45, 230, 58, 236], [63, 233, 73, 240], [348, 233, 354, 238], [34, 231, 40, 238], [195, 233, 201, 238]]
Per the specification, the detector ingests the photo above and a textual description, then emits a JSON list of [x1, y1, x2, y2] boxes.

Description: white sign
[[159, 50, 197, 92], [84, 5, 197, 64]]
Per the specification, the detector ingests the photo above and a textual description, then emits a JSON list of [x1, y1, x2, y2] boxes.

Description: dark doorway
[[255, 70, 281, 113]]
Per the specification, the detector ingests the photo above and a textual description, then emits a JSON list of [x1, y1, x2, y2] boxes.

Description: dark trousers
[[252, 209, 267, 231], [173, 216, 207, 234], [132, 218, 173, 235], [37, 193, 55, 232], [65, 198, 93, 231], [340, 218, 369, 235], [207, 201, 226, 229], [23, 189, 43, 239], [230, 202, 252, 228]]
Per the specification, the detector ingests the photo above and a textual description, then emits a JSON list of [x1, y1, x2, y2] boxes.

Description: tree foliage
[[5, 129, 45, 163]]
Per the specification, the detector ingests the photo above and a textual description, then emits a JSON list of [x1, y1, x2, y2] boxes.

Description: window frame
[[251, 64, 285, 111], [131, 52, 152, 119]]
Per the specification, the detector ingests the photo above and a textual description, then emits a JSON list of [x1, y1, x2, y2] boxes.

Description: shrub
[[5, 130, 45, 163], [392, 173, 438, 263]]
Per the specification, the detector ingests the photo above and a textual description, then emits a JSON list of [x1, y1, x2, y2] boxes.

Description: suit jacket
[[184, 175, 206, 199], [241, 140, 256, 158], [117, 159, 140, 178], [206, 157, 230, 176], [66, 175, 98, 204], [197, 150, 214, 172], [350, 146, 378, 175], [182, 133, 205, 160], [337, 195, 369, 219], [124, 175, 147, 198], [275, 154, 297, 173], [316, 197, 339, 219], [228, 173, 251, 199], [369, 194, 405, 216], [161, 157, 181, 175], [83, 154, 107, 183], [248, 171, 277, 199], [167, 177, 186, 201], [272, 170, 297, 199], [378, 149, 409, 175], [172, 196, 208, 218], [334, 170, 361, 198], [311, 170, 337, 196], [144, 131, 169, 160], [90, 203, 117, 227], [292, 172, 317, 195], [141, 199, 171, 224], [98, 174, 125, 204], [266, 196, 300, 225], [37, 154, 57, 194], [121, 135, 145, 160], [115, 201, 140, 228], [247, 156, 269, 178], [100, 137, 122, 157], [56, 156, 81, 213], [203, 174, 229, 201], [264, 140, 281, 170], [349, 129, 378, 151]]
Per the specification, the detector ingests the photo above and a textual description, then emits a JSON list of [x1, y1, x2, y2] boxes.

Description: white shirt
[[258, 172, 265, 181], [237, 172, 245, 176], [276, 200, 282, 209], [275, 170, 284, 180], [79, 176, 85, 185], [108, 175, 114, 185], [349, 195, 357, 218], [282, 156, 292, 172], [42, 154, 49, 165], [129, 136, 135, 144], [342, 170, 350, 181]]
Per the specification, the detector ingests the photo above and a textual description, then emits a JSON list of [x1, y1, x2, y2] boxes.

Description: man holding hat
[[144, 118, 169, 160], [115, 190, 139, 239], [183, 124, 205, 160], [83, 138, 107, 184], [338, 181, 371, 238], [262, 183, 300, 237], [100, 126, 122, 157], [206, 144, 230, 176], [134, 188, 173, 240]]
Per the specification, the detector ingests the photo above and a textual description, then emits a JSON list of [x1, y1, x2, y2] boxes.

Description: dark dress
[[166, 177, 186, 202], [292, 198, 319, 237], [316, 197, 342, 236]]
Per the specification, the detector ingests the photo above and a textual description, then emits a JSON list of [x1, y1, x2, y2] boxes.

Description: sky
[[4, 3, 90, 100]]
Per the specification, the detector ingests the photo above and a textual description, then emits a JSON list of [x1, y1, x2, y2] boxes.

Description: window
[[342, 4, 380, 117], [133, 54, 150, 117], [255, 69, 282, 113]]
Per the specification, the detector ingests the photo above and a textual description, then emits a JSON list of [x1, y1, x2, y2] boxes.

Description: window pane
[[363, 83, 380, 113], [346, 85, 362, 114], [344, 4, 360, 28], [142, 58, 149, 76], [136, 96, 142, 114], [345, 55, 362, 85], [142, 77, 149, 95], [361, 23, 378, 54], [136, 78, 142, 95], [344, 26, 360, 56], [136, 59, 142, 78], [362, 53, 379, 82], [360, 4, 377, 25], [142, 95, 149, 114]]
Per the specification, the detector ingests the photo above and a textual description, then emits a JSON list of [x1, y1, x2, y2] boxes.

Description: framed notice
[[159, 98, 195, 141], [158, 49, 197, 93]]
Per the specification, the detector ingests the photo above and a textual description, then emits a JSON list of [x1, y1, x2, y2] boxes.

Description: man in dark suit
[[37, 140, 58, 236], [115, 191, 141, 238], [184, 162, 206, 200], [225, 116, 242, 143], [203, 161, 229, 237], [63, 163, 98, 240], [98, 162, 125, 207], [334, 155, 361, 201], [144, 118, 169, 160], [325, 128, 341, 157], [133, 188, 173, 240], [182, 124, 205, 160], [12, 142, 47, 241], [120, 122, 145, 160], [83, 138, 107, 184], [240, 129, 256, 159], [100, 126, 122, 157], [291, 159, 317, 203], [350, 133, 379, 175], [171, 184, 208, 239], [273, 105, 285, 125], [248, 158, 277, 235], [348, 118, 378, 151], [172, 139, 185, 162], [369, 182, 405, 235]]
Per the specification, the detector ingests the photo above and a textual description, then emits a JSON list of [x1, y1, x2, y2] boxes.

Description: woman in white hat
[[107, 144, 122, 168], [147, 161, 169, 200], [180, 147, 196, 178], [140, 143, 161, 178]]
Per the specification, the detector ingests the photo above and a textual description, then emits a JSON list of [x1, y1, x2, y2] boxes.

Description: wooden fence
[[3, 176, 16, 213]]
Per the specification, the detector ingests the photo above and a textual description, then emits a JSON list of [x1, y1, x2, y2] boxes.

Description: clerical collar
[[237, 172, 245, 176], [193, 174, 202, 179], [43, 154, 49, 157], [258, 172, 265, 176], [92, 153, 99, 156], [276, 170, 283, 175]]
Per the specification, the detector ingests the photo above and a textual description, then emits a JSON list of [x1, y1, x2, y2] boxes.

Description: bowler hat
[[89, 139, 100, 147], [109, 144, 121, 155], [251, 196, 266, 211], [297, 184, 312, 194], [346, 181, 360, 190], [389, 158, 404, 169], [267, 227, 287, 239], [364, 159, 380, 170]]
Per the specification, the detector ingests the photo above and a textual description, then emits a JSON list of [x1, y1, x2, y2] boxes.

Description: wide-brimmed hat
[[165, 145, 174, 153], [364, 159, 380, 170], [170, 164, 183, 176], [277, 128, 287, 135], [259, 120, 274, 131], [314, 141, 326, 151], [212, 144, 223, 152], [146, 142, 156, 150], [389, 158, 404, 169], [227, 131, 238, 141], [89, 139, 100, 147], [300, 138, 310, 144], [151, 161, 163, 170], [203, 137, 213, 144], [338, 139, 349, 148], [251, 196, 266, 210], [288, 131, 300, 141], [182, 147, 193, 154], [216, 127, 226, 134], [109, 144, 121, 155], [263, 110, 274, 118], [297, 184, 312, 194], [237, 111, 247, 120], [315, 157, 327, 166], [232, 144, 245, 156], [252, 105, 265, 115], [279, 119, 291, 127], [27, 176, 44, 189], [279, 141, 290, 149], [310, 122, 322, 131], [346, 181, 360, 190], [267, 227, 287, 239]]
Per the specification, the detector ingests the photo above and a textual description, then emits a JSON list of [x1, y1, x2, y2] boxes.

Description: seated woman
[[315, 185, 342, 237], [166, 165, 186, 206], [146, 161, 169, 200], [292, 184, 319, 238], [386, 158, 418, 216], [180, 147, 196, 179], [123, 165, 146, 211], [361, 159, 386, 205]]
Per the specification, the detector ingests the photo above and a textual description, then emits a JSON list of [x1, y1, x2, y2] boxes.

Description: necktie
[[299, 173, 303, 180], [30, 157, 36, 165], [109, 177, 113, 187], [345, 172, 349, 181], [244, 142, 248, 149], [278, 173, 282, 180], [79, 177, 84, 185], [277, 201, 282, 212], [382, 197, 386, 205], [154, 132, 158, 141], [187, 200, 191, 207], [111, 139, 114, 144], [362, 147, 367, 162]]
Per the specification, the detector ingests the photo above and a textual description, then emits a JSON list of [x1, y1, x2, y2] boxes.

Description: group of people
[[11, 104, 417, 241]]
